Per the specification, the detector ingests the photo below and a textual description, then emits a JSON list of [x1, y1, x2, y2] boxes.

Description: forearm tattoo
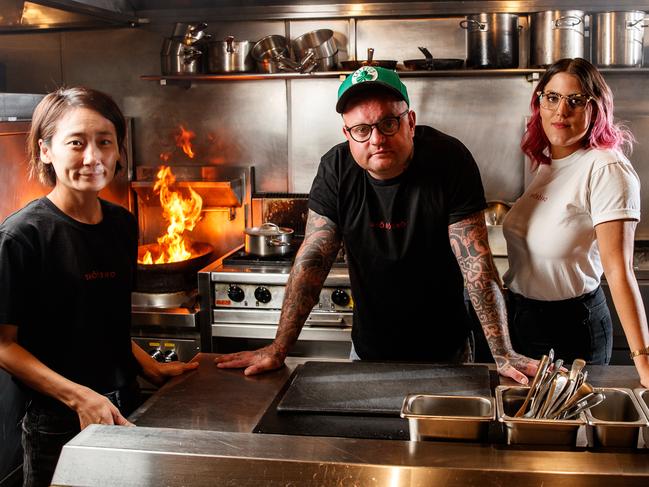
[[276, 210, 342, 348], [448, 211, 514, 356]]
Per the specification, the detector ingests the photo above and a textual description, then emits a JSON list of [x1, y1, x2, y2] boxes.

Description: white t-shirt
[[503, 147, 640, 301]]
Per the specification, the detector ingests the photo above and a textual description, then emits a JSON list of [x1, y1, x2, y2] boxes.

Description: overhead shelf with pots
[[141, 67, 649, 87]]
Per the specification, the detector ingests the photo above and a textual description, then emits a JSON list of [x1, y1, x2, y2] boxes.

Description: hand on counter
[[72, 386, 133, 430], [131, 340, 199, 386], [214, 342, 288, 376], [493, 351, 539, 385]]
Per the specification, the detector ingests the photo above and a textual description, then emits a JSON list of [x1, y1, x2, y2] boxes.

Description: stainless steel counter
[[52, 355, 649, 486]]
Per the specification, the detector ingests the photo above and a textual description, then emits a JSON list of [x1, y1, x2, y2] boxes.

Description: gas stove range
[[198, 245, 353, 358]]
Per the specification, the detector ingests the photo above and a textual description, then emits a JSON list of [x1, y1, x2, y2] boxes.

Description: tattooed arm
[[448, 211, 538, 383], [215, 210, 342, 375]]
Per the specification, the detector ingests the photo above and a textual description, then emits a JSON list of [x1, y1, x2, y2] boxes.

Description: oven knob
[[228, 285, 245, 302], [254, 286, 272, 304], [149, 349, 165, 363], [164, 350, 178, 362], [331, 289, 350, 307]]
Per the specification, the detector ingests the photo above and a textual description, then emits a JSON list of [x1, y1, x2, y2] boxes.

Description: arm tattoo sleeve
[[275, 210, 342, 349], [448, 211, 514, 356]]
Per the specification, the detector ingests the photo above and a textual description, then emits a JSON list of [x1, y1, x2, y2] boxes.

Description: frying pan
[[340, 48, 397, 70], [402, 46, 464, 70]]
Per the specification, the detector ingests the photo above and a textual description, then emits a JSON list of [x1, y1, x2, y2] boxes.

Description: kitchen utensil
[[340, 48, 398, 70], [171, 22, 210, 45], [593, 11, 648, 67], [401, 394, 494, 442], [563, 392, 605, 420], [251, 35, 292, 73], [530, 10, 585, 67], [207, 36, 255, 73], [552, 381, 595, 419], [244, 222, 294, 257], [540, 373, 569, 418], [528, 359, 563, 418], [460, 13, 520, 68], [136, 242, 214, 293], [292, 29, 338, 71], [585, 388, 648, 447], [161, 38, 203, 75], [514, 353, 550, 417], [402, 47, 464, 70]]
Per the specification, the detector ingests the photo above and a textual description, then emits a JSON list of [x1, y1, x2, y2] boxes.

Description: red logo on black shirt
[[369, 220, 407, 230], [84, 271, 117, 280]]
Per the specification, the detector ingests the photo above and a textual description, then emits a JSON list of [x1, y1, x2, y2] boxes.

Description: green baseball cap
[[336, 66, 410, 113]]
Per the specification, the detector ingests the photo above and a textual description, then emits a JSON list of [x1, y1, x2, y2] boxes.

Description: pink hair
[[521, 58, 634, 169]]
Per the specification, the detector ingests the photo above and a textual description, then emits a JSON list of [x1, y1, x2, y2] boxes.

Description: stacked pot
[[161, 23, 210, 75]]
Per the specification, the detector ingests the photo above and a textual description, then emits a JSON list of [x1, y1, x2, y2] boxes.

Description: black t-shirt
[[0, 197, 139, 397], [308, 125, 487, 361]]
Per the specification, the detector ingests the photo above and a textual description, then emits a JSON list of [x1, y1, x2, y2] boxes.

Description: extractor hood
[[0, 0, 139, 32]]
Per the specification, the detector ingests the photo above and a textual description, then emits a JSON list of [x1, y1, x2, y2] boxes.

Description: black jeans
[[21, 383, 140, 487], [507, 286, 613, 365]]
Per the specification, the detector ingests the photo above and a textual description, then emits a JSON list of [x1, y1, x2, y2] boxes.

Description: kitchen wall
[[1, 10, 649, 239]]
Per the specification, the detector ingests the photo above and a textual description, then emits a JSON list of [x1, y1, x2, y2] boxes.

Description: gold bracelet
[[629, 346, 649, 359]]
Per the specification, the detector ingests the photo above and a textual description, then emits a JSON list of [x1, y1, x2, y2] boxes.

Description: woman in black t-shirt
[[0, 87, 199, 487]]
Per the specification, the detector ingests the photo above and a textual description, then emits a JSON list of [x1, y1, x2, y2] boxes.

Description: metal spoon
[[546, 359, 586, 417], [550, 381, 595, 419], [540, 373, 569, 418], [515, 353, 550, 417], [525, 358, 563, 418], [562, 392, 605, 420]]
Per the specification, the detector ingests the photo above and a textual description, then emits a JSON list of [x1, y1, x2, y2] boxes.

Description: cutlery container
[[496, 386, 585, 445]]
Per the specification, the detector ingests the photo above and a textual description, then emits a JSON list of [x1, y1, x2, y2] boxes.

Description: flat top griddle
[[276, 361, 492, 415]]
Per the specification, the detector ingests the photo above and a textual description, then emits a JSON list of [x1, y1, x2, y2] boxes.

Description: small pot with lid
[[244, 223, 294, 257]]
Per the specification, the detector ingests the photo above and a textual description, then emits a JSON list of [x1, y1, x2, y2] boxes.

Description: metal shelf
[[142, 68, 649, 86]]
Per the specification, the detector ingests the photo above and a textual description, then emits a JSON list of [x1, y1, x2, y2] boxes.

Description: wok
[[340, 48, 397, 70], [136, 242, 214, 293]]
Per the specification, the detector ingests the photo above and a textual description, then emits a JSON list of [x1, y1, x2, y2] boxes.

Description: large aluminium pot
[[593, 11, 648, 67], [460, 13, 520, 68], [136, 242, 214, 293], [207, 36, 255, 73], [244, 223, 294, 257], [530, 10, 585, 68]]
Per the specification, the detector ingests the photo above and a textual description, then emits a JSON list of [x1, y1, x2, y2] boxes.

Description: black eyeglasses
[[537, 91, 592, 112], [344, 109, 410, 143]]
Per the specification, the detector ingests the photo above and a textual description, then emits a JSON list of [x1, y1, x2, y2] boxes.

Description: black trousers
[[21, 382, 141, 487], [507, 286, 613, 365]]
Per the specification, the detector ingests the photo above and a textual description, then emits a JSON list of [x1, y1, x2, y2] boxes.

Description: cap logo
[[351, 66, 378, 84]]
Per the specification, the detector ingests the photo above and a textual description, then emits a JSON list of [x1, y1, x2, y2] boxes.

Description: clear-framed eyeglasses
[[537, 91, 593, 112], [344, 109, 410, 143]]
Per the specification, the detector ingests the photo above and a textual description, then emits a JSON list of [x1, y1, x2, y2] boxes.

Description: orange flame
[[138, 165, 203, 264], [176, 125, 196, 159]]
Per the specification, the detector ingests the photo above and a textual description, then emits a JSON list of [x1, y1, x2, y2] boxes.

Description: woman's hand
[[140, 359, 199, 387], [71, 386, 133, 429]]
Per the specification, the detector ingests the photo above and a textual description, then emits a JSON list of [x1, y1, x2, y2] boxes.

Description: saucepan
[[340, 48, 398, 70], [403, 47, 465, 70], [244, 223, 294, 257], [292, 28, 339, 71]]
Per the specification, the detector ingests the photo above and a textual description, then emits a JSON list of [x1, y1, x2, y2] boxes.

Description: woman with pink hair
[[503, 58, 649, 386]]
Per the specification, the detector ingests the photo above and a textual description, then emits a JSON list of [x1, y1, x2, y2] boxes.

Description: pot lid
[[245, 222, 294, 236]]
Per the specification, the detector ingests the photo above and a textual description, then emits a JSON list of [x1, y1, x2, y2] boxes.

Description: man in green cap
[[216, 66, 537, 383]]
